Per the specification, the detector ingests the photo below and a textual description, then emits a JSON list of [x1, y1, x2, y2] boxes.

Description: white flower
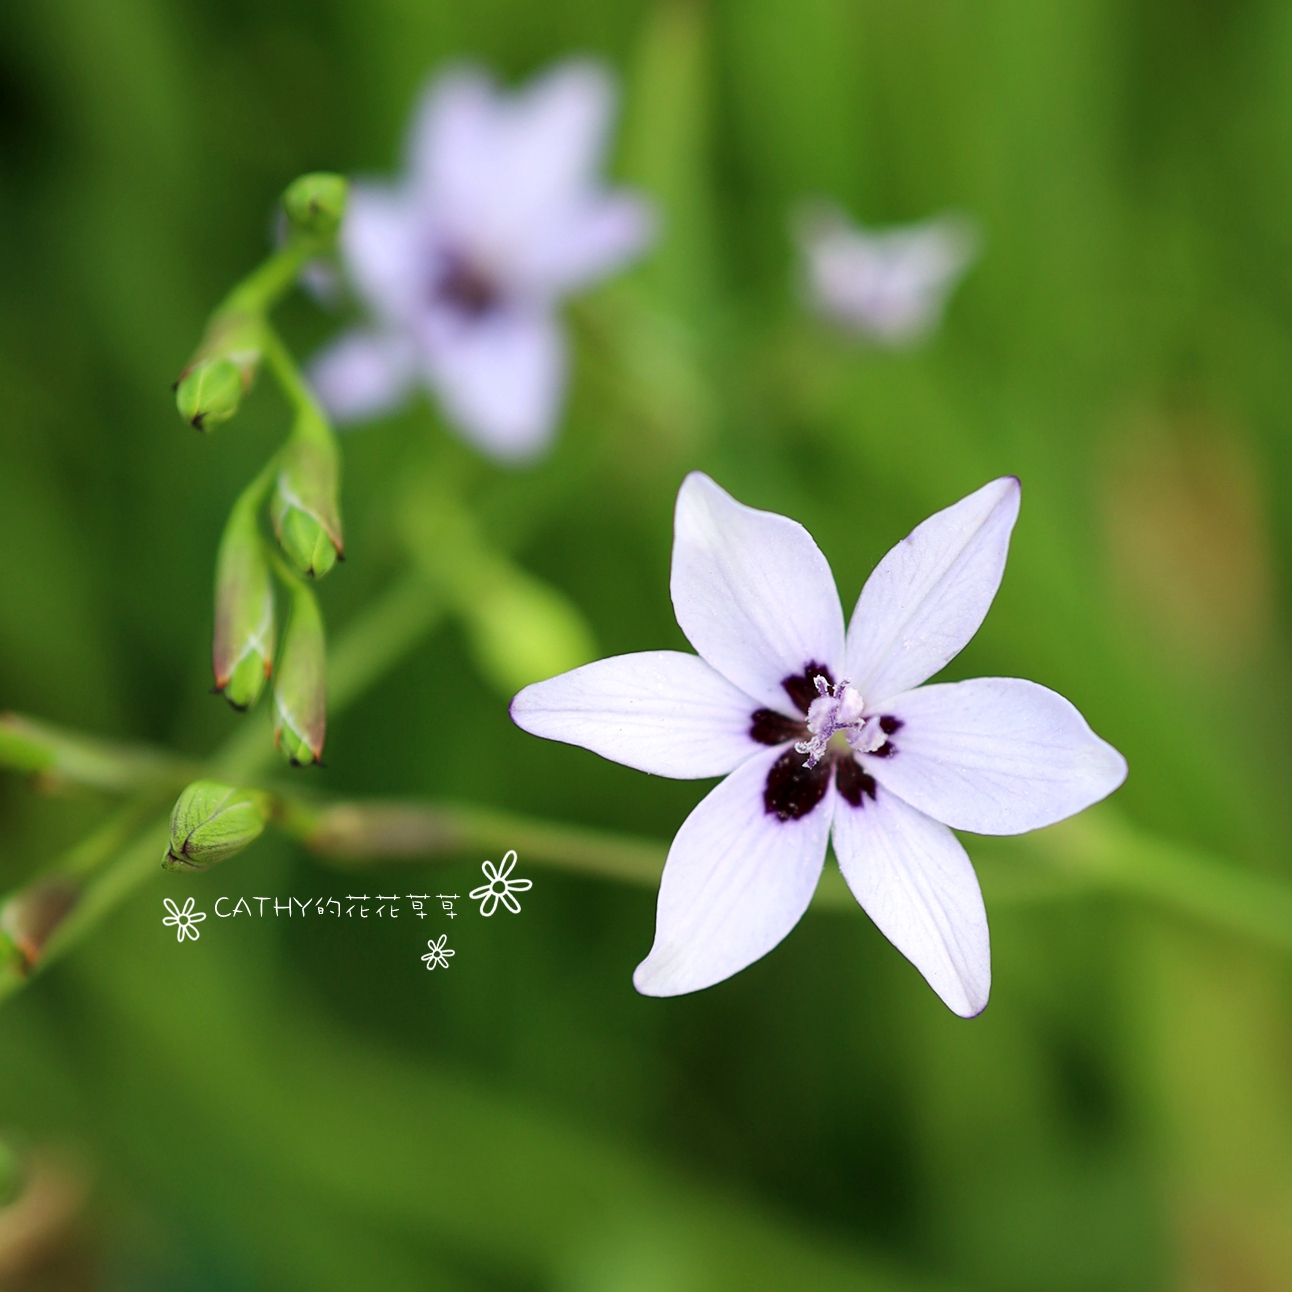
[[511, 474, 1126, 1016], [162, 896, 206, 943], [469, 850, 532, 916], [421, 934, 456, 970], [310, 61, 655, 462], [796, 202, 977, 344]]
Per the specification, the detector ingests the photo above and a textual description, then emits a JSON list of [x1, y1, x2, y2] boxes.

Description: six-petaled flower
[[422, 934, 456, 970], [162, 896, 206, 943], [511, 473, 1126, 1016], [470, 850, 532, 916], [310, 60, 655, 462], [797, 202, 977, 344]]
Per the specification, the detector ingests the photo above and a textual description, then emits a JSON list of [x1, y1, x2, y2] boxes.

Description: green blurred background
[[2, 0, 1292, 1287]]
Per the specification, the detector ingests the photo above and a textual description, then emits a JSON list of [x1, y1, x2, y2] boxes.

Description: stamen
[[794, 677, 868, 768]]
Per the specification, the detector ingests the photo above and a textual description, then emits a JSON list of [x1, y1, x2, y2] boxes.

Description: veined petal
[[846, 477, 1020, 703], [866, 678, 1127, 835], [422, 308, 565, 462], [309, 330, 417, 426], [519, 192, 656, 295], [510, 651, 761, 779], [634, 744, 833, 997], [831, 782, 989, 1017], [671, 473, 845, 713]]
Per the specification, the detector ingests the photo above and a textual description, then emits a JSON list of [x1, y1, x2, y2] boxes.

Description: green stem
[[0, 713, 198, 795], [294, 799, 1093, 914], [60, 797, 171, 880], [260, 321, 328, 427], [237, 453, 280, 515], [41, 822, 172, 970], [221, 238, 318, 319], [296, 796, 1292, 954]]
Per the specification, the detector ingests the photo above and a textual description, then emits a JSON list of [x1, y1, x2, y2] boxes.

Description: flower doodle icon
[[162, 896, 206, 943], [422, 935, 455, 970], [469, 850, 532, 916]]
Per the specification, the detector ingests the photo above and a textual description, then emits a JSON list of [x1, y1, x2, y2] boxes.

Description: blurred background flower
[[1, 1, 1292, 1290], [796, 202, 979, 343], [311, 59, 655, 461]]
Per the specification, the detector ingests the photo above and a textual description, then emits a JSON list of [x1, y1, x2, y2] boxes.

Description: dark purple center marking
[[434, 252, 501, 318], [752, 665, 894, 821], [782, 662, 835, 715]]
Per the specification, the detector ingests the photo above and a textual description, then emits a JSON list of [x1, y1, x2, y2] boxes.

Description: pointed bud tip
[[282, 173, 348, 241], [275, 726, 324, 768], [176, 358, 242, 432], [275, 507, 340, 580], [213, 653, 271, 712]]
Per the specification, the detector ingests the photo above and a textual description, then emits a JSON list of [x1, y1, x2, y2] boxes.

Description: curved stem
[[260, 321, 328, 427], [222, 238, 318, 319]]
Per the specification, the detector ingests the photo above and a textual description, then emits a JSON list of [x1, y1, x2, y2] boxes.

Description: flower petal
[[339, 185, 423, 325], [865, 677, 1127, 835], [405, 66, 496, 211], [423, 308, 564, 461], [634, 744, 833, 997], [846, 477, 1021, 702], [309, 330, 417, 426], [489, 61, 615, 230], [517, 193, 656, 294], [408, 62, 617, 276], [670, 473, 845, 713], [511, 650, 761, 778], [831, 782, 989, 1017]]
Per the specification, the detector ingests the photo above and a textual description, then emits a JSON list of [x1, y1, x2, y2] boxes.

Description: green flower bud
[[176, 358, 242, 431], [174, 310, 262, 431], [213, 487, 275, 711], [164, 780, 270, 873], [273, 581, 326, 767], [275, 506, 338, 580], [282, 172, 348, 242], [271, 417, 343, 579]]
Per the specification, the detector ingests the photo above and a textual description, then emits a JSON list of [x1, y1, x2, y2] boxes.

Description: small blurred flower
[[796, 202, 977, 343], [469, 850, 532, 916], [512, 474, 1126, 1015], [311, 61, 655, 462], [162, 897, 206, 943]]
